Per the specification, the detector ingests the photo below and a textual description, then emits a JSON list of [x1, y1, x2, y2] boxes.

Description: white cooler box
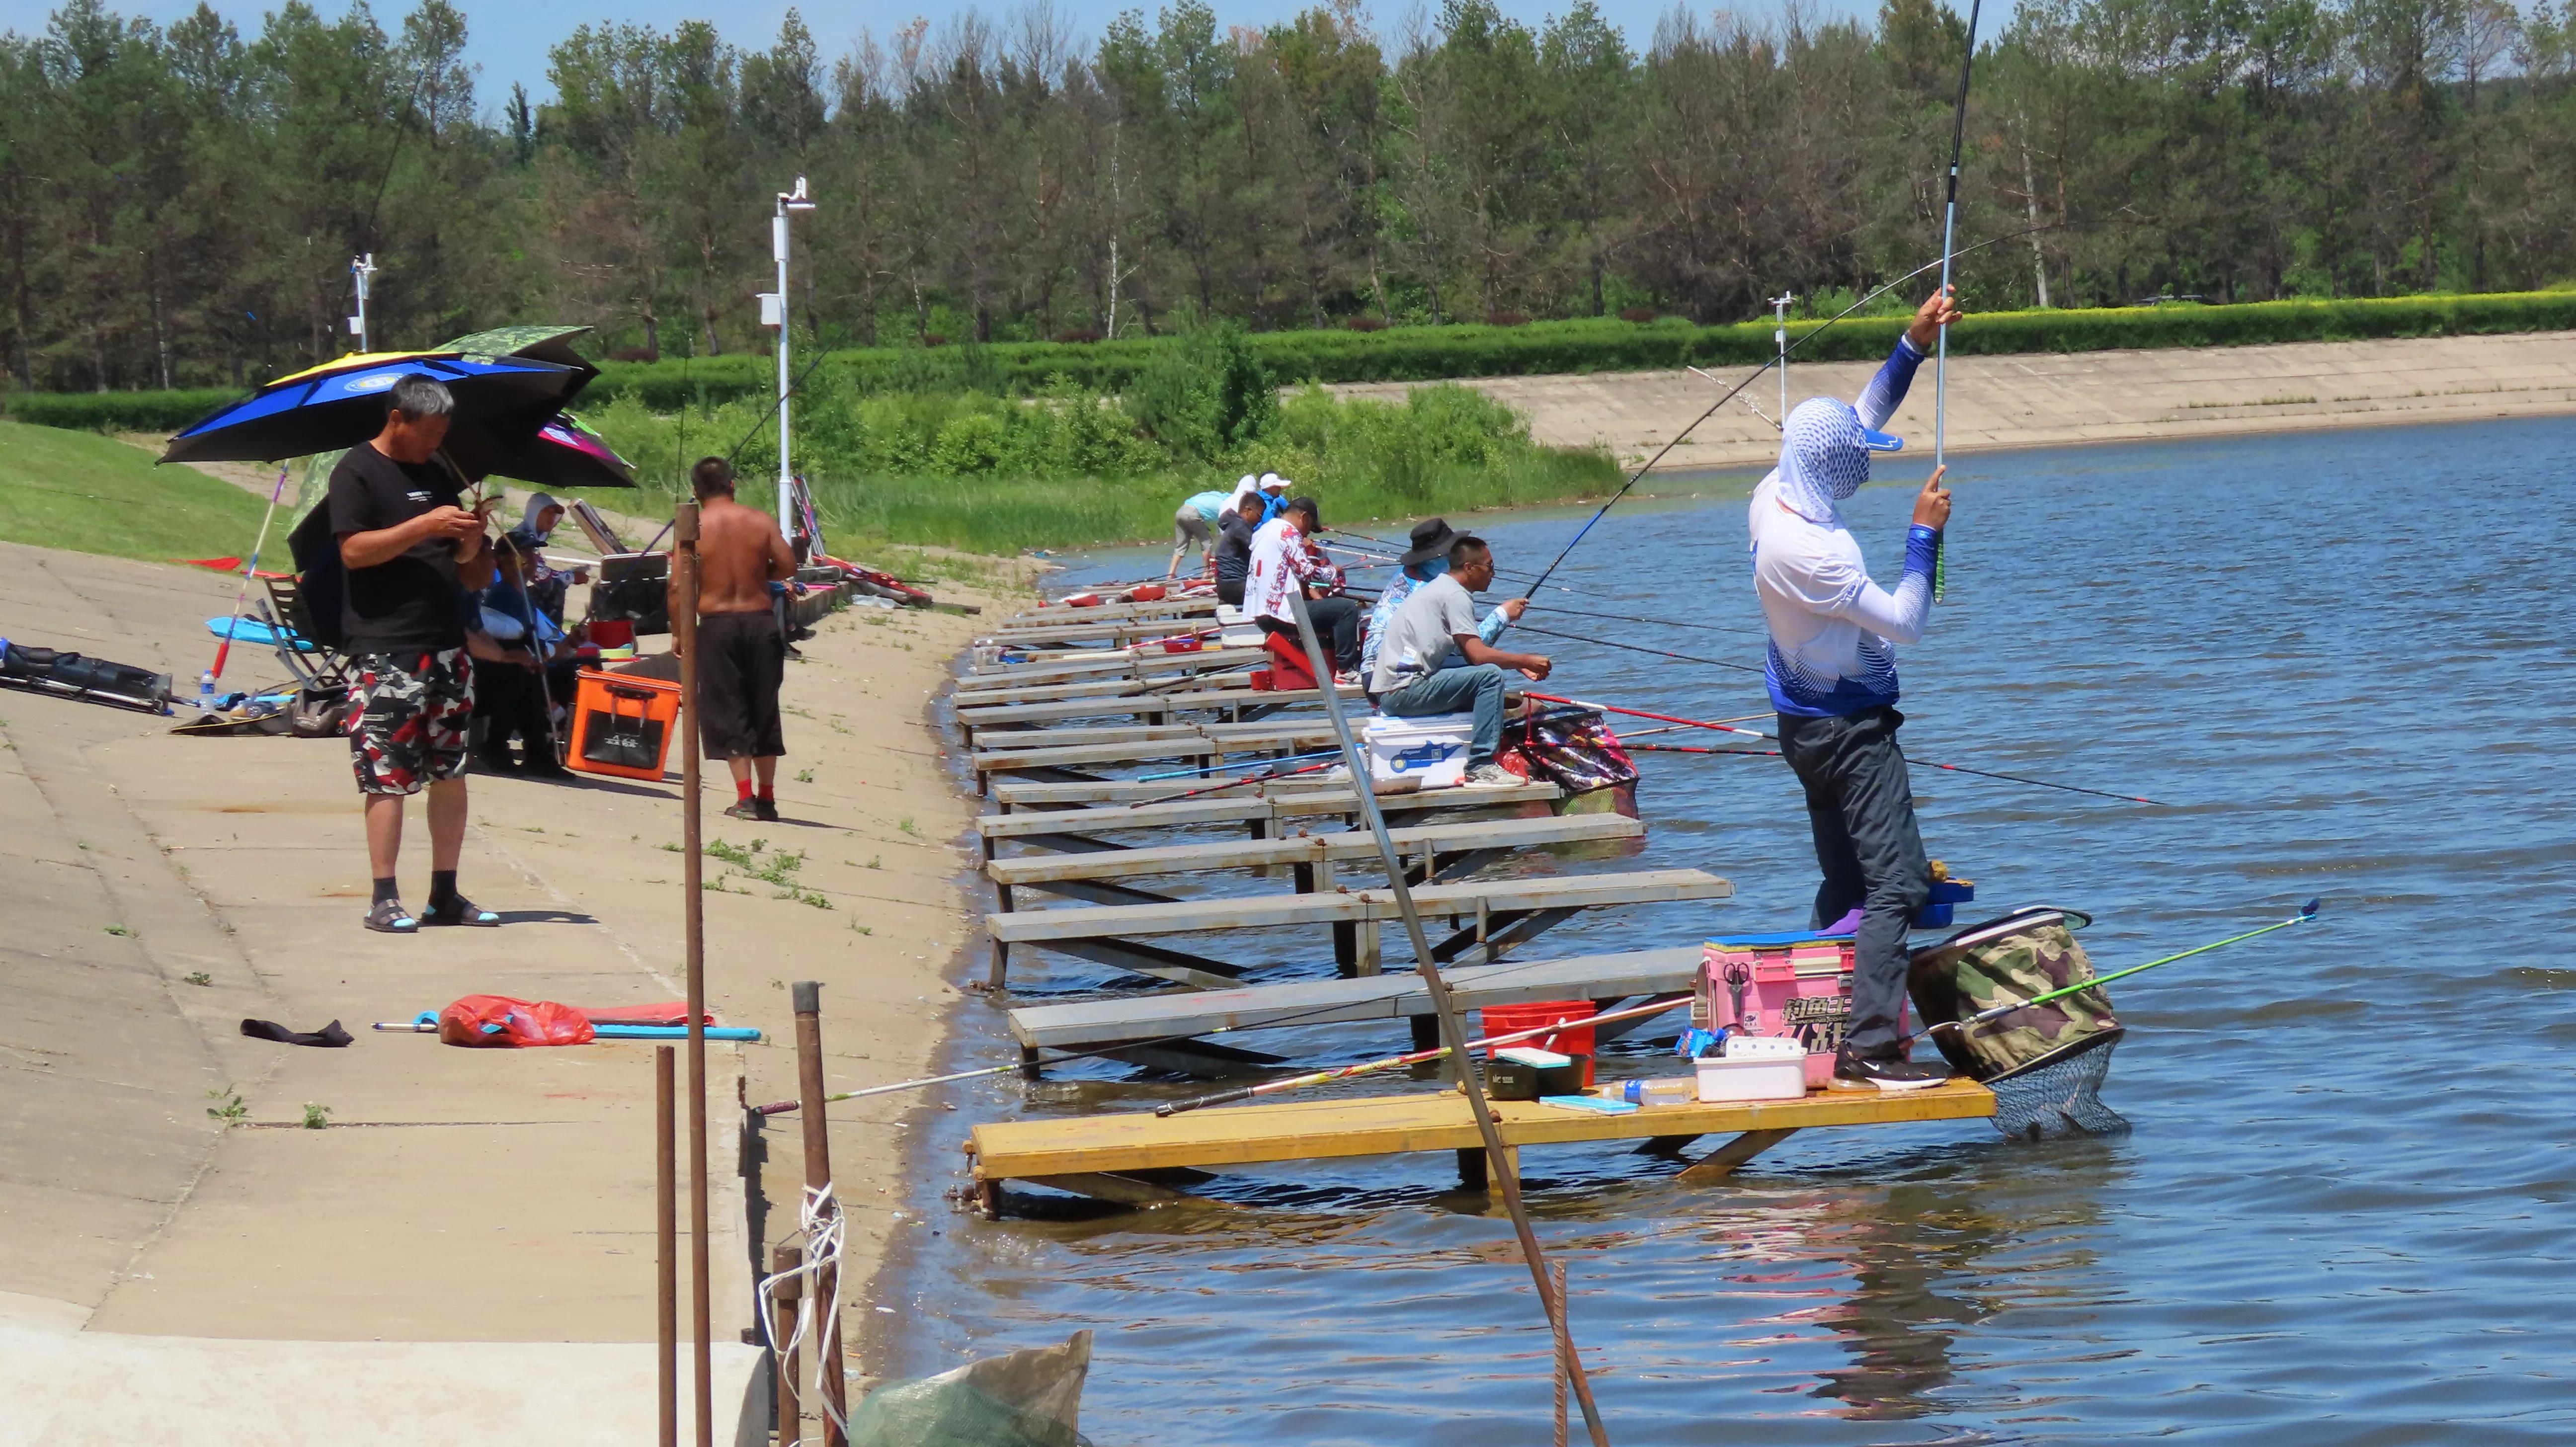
[[1363, 713, 1476, 788]]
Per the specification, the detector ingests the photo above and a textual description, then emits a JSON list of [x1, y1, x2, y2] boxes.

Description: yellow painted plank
[[969, 1080, 1995, 1180]]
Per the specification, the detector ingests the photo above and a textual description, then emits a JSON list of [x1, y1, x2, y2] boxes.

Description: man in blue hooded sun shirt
[[1749, 286, 1959, 1092]]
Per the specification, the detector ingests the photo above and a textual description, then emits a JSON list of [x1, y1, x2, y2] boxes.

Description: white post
[[773, 210, 792, 537], [1772, 292, 1794, 421], [771, 176, 815, 540], [349, 253, 377, 352]]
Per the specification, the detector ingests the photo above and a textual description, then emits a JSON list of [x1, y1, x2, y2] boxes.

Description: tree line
[[4, 0, 2572, 393]]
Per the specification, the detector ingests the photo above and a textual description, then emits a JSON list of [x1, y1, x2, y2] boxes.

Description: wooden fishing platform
[[975, 782, 1562, 849], [965, 1080, 1996, 1212], [985, 813, 1643, 907], [1001, 596, 1221, 627], [983, 616, 1232, 647], [956, 644, 1266, 692], [954, 683, 1361, 730], [983, 868, 1729, 988], [969, 723, 1343, 789], [1004, 945, 1701, 1070]]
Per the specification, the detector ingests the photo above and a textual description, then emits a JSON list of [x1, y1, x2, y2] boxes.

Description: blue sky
[[3, 0, 1910, 107]]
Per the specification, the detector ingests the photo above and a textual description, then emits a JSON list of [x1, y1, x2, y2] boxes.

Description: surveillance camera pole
[[771, 177, 814, 539], [350, 253, 378, 352]]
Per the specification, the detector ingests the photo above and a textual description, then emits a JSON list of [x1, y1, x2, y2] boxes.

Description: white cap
[[1258, 472, 1288, 491], [1238, 474, 1258, 490]]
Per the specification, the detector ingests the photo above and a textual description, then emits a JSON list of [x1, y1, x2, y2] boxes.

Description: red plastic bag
[[1127, 582, 1167, 601], [437, 995, 597, 1048]]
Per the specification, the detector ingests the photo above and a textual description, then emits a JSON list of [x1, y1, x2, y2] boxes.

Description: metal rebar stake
[[1286, 591, 1610, 1447], [674, 499, 715, 1447]]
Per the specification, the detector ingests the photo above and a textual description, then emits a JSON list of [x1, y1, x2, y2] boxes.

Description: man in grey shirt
[[1369, 534, 1552, 788]]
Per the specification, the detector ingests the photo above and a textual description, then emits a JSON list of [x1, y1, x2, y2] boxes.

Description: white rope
[[756, 1181, 850, 1440]]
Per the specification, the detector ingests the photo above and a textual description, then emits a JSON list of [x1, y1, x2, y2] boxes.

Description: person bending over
[[1369, 535, 1551, 790], [1212, 491, 1263, 607], [1750, 286, 1960, 1093], [330, 373, 498, 933], [1361, 517, 1524, 681], [1168, 487, 1231, 579], [1245, 494, 1360, 679], [672, 458, 796, 821]]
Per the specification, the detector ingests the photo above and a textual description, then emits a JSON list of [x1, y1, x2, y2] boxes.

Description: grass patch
[[0, 420, 270, 566]]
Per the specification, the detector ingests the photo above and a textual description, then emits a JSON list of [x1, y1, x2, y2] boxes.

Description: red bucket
[[1479, 1001, 1598, 1085]]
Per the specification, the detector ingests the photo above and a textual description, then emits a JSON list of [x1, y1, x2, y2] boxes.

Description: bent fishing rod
[[1518, 219, 2066, 602], [1932, 0, 1988, 603], [1932, 899, 2322, 1038]]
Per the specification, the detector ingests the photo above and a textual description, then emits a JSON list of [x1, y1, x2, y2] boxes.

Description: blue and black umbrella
[[160, 350, 583, 481]]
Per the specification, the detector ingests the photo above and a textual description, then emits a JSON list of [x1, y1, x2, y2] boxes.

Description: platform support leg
[[1677, 1127, 1799, 1185], [986, 939, 1009, 992], [1454, 1145, 1518, 1192], [1353, 917, 1380, 975]]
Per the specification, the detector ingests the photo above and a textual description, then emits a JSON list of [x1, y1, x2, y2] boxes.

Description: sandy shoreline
[[1333, 329, 2576, 473]]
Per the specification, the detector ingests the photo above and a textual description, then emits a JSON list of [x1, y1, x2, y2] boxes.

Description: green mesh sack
[[848, 1331, 1092, 1447]]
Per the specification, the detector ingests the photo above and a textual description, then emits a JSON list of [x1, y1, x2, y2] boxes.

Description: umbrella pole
[[208, 463, 292, 690]]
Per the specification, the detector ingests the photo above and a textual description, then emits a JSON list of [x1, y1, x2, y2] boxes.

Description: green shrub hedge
[[4, 388, 241, 433], [18, 291, 2576, 425]]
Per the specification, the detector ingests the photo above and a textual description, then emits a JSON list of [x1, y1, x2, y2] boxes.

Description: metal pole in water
[[1286, 590, 1613, 1447]]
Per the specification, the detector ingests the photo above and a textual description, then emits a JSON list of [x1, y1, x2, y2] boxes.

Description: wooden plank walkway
[[985, 813, 1641, 889], [984, 617, 1228, 647], [1000, 597, 1220, 627], [984, 868, 1729, 988], [975, 781, 1561, 842], [966, 1080, 1996, 1209], [1006, 945, 1701, 1052], [973, 718, 1345, 751], [955, 645, 1267, 692], [955, 684, 1360, 727]]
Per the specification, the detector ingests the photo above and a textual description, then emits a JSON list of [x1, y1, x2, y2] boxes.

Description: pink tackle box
[[1692, 931, 1909, 1088]]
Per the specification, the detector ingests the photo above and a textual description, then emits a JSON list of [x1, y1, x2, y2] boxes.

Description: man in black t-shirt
[[328, 373, 499, 933]]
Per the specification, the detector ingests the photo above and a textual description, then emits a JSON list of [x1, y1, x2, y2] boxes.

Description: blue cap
[[1858, 425, 1904, 452]]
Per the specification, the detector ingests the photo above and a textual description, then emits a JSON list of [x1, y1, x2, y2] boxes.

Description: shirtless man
[[670, 458, 796, 820]]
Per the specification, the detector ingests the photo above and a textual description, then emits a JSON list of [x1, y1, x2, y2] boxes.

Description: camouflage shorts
[[347, 647, 476, 796]]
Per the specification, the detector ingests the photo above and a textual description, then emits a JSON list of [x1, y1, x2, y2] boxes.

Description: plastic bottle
[[196, 669, 217, 712], [1603, 1077, 1697, 1108]]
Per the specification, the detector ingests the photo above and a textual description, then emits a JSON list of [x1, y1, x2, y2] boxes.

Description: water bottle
[[196, 669, 217, 712]]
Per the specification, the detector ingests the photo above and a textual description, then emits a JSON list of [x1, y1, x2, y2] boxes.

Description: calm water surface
[[882, 417, 2576, 1444]]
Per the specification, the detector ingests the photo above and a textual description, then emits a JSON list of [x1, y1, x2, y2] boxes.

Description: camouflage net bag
[[1908, 907, 2129, 1138]]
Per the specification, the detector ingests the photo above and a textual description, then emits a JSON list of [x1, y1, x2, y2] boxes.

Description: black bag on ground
[[290, 685, 350, 737], [0, 641, 172, 707]]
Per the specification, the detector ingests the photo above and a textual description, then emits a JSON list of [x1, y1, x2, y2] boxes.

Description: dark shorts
[[696, 611, 786, 759], [348, 647, 475, 796]]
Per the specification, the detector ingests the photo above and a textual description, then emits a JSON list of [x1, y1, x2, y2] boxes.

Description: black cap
[[1285, 494, 1322, 528], [1399, 517, 1458, 568]]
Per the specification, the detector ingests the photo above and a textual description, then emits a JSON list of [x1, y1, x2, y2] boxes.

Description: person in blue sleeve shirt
[[1747, 286, 1959, 1092]]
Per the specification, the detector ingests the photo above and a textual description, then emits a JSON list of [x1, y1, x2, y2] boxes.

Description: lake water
[[878, 417, 2576, 1444]]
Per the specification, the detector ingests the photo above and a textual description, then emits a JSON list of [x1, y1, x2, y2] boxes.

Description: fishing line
[[1932, 0, 1988, 603], [1517, 219, 2071, 600], [758, 954, 1699, 1116], [1512, 624, 1769, 675], [1525, 599, 1771, 641]]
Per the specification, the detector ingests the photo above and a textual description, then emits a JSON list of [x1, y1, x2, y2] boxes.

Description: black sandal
[[421, 895, 500, 927], [363, 899, 419, 934]]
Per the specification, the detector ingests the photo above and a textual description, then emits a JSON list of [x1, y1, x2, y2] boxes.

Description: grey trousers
[[1377, 662, 1508, 765], [1776, 705, 1932, 1058]]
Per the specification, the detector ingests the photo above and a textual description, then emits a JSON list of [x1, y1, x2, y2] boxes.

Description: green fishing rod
[[1934, 899, 2323, 1038]]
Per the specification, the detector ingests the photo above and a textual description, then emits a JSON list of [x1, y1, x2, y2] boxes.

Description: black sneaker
[[753, 798, 781, 822], [1827, 1047, 1949, 1092], [722, 799, 761, 820]]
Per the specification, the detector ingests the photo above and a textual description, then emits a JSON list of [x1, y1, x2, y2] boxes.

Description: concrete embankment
[[0, 538, 1023, 1443], [1334, 329, 2576, 472]]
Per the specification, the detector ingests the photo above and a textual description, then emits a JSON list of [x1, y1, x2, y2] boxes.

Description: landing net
[[1984, 1030, 2127, 1139]]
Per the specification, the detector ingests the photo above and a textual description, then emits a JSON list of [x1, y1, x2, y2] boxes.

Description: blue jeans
[[1377, 663, 1507, 765]]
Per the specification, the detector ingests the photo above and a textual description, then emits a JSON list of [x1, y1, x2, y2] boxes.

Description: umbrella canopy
[[161, 352, 581, 478], [433, 326, 635, 490], [510, 412, 637, 490]]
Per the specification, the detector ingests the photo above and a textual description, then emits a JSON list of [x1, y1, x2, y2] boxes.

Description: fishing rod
[[1156, 994, 1693, 1118], [1628, 744, 1777, 758], [1932, 900, 2321, 1038], [1526, 600, 1770, 641], [1932, 0, 1988, 604], [1531, 692, 2167, 804], [1517, 219, 2066, 601], [1135, 747, 1341, 782], [1126, 756, 1339, 807]]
